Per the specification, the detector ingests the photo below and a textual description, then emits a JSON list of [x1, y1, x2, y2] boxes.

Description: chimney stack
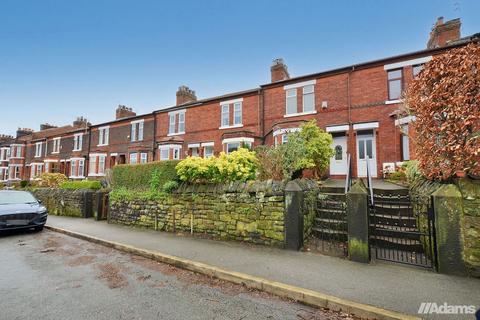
[[176, 86, 197, 105], [73, 116, 90, 128], [40, 123, 57, 131], [116, 105, 136, 119], [427, 17, 461, 49], [16, 128, 33, 138], [0, 134, 14, 144], [271, 58, 290, 83]]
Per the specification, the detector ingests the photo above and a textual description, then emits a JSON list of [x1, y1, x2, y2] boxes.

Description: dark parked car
[[0, 191, 48, 232]]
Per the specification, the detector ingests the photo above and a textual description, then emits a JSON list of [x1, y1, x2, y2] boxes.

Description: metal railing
[[344, 153, 352, 194]]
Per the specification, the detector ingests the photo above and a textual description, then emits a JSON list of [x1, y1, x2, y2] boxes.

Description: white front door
[[330, 136, 348, 175], [356, 133, 377, 178]]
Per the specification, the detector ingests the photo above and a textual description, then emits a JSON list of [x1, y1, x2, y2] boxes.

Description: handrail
[[344, 153, 352, 194], [366, 157, 374, 205]]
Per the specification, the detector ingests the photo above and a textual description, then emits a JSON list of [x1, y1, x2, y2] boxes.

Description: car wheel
[[34, 226, 44, 232]]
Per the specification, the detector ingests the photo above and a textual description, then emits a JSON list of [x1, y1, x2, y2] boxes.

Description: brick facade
[[0, 18, 477, 182]]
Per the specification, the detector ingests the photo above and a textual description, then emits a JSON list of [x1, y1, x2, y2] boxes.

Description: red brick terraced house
[[1, 17, 478, 183], [87, 106, 156, 178], [153, 86, 262, 160]]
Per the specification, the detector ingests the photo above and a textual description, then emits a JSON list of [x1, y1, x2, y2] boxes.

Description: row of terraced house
[[1, 18, 478, 183]]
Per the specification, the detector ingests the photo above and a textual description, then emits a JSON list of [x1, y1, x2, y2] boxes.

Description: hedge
[[60, 180, 102, 190], [111, 161, 179, 191]]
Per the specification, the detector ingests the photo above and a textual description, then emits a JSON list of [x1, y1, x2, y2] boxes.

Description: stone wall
[[456, 178, 480, 277], [31, 188, 97, 218], [109, 180, 319, 247]]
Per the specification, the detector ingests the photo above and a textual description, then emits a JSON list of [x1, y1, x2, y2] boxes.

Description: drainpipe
[[153, 112, 157, 161], [258, 88, 265, 144]]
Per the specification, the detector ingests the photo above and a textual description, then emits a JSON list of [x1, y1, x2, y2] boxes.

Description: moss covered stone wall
[[109, 181, 287, 247], [31, 188, 97, 218], [456, 178, 480, 277]]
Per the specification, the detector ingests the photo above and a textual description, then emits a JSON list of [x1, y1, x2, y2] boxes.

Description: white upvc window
[[16, 146, 22, 158], [73, 133, 83, 151], [88, 154, 107, 176], [302, 84, 315, 112], [129, 153, 138, 165], [168, 110, 186, 135], [160, 148, 169, 161], [168, 114, 176, 134], [286, 89, 297, 115], [159, 145, 181, 161], [131, 120, 144, 142], [98, 126, 110, 146], [35, 142, 42, 158], [204, 147, 214, 158], [140, 153, 148, 164], [221, 104, 229, 127], [70, 158, 85, 178], [233, 102, 242, 125], [71, 160, 77, 178], [52, 137, 61, 154], [178, 112, 185, 133], [31, 163, 43, 179], [0, 148, 10, 161], [222, 137, 253, 154], [78, 159, 85, 177], [219, 98, 243, 128], [8, 165, 22, 180]]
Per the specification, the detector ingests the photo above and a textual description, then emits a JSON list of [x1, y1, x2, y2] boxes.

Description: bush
[[256, 121, 334, 180], [109, 187, 167, 203], [111, 161, 179, 191], [38, 173, 68, 188], [60, 180, 102, 190], [405, 43, 480, 180], [20, 180, 29, 188], [176, 148, 258, 183], [162, 180, 179, 193]]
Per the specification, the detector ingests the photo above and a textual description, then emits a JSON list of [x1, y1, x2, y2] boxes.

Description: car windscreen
[[0, 192, 38, 205]]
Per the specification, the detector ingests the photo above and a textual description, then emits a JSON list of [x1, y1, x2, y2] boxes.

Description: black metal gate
[[312, 192, 348, 258], [369, 190, 437, 269]]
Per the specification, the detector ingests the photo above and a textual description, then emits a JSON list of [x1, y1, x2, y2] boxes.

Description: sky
[[1, 0, 479, 136]]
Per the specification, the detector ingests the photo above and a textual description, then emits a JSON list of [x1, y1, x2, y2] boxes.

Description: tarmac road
[[0, 229, 354, 320]]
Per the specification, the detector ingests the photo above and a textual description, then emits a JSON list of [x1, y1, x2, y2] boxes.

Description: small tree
[[405, 43, 480, 180]]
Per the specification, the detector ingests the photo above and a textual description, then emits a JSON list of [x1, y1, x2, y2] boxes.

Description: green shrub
[[162, 180, 179, 193], [256, 121, 334, 181], [111, 161, 179, 191], [20, 180, 29, 188], [109, 187, 167, 203], [38, 173, 68, 188], [60, 180, 102, 190], [176, 148, 258, 183]]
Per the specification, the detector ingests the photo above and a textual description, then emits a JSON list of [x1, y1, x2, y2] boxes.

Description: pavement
[[0, 230, 349, 320], [46, 215, 480, 319]]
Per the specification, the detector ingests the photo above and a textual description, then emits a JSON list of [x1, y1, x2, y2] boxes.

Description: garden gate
[[368, 189, 437, 269]]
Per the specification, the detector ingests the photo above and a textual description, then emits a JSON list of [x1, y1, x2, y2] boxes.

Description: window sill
[[130, 139, 144, 143], [88, 173, 105, 177], [69, 176, 85, 179], [72, 149, 82, 152], [167, 132, 185, 136], [97, 144, 109, 147], [283, 110, 317, 118], [51, 152, 59, 154], [219, 124, 243, 130], [385, 99, 402, 105]]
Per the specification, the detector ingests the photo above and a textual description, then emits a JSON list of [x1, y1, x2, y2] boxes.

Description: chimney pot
[[427, 17, 461, 49], [270, 58, 290, 82], [115, 105, 136, 119], [176, 85, 197, 105]]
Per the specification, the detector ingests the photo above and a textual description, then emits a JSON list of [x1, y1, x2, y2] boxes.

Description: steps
[[313, 186, 347, 243]]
